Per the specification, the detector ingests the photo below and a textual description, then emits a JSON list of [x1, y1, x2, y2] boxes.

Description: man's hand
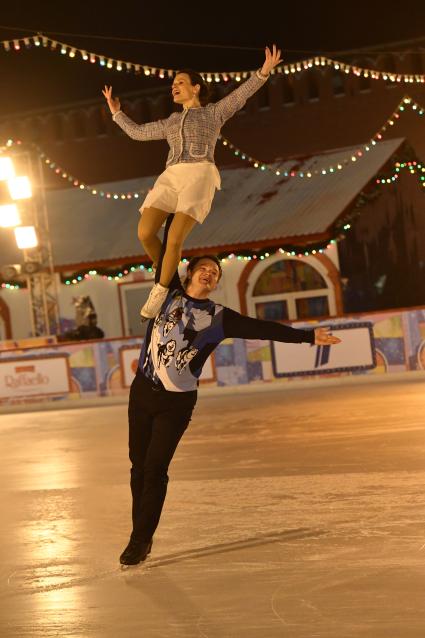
[[314, 327, 341, 345]]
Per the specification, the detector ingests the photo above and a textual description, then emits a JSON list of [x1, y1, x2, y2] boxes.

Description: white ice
[[1, 377, 425, 637]]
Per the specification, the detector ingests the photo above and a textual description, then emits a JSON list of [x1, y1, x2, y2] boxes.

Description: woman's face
[[172, 73, 200, 104]]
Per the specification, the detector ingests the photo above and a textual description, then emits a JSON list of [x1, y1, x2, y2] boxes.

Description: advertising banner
[[0, 354, 71, 398], [271, 322, 376, 377]]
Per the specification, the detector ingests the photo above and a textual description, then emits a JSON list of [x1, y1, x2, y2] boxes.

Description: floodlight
[[0, 204, 21, 228], [14, 225, 38, 249]]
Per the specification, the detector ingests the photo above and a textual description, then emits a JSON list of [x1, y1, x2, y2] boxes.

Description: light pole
[[0, 143, 60, 336]]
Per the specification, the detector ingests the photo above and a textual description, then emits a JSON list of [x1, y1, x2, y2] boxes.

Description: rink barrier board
[[271, 322, 377, 378], [0, 306, 424, 404]]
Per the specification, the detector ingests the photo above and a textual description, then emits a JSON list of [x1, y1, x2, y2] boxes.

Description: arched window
[[155, 93, 174, 118], [132, 99, 152, 124], [306, 69, 320, 101], [401, 51, 424, 75], [332, 72, 346, 97], [376, 54, 396, 74], [257, 83, 270, 109], [87, 107, 107, 137], [46, 113, 65, 142], [281, 76, 295, 105], [70, 110, 86, 140], [23, 117, 42, 143], [248, 258, 334, 321]]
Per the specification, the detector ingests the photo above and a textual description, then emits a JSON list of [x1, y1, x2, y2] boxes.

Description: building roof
[[0, 137, 404, 270]]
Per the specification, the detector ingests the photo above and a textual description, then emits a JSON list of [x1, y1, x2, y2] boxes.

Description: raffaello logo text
[[4, 365, 49, 390]]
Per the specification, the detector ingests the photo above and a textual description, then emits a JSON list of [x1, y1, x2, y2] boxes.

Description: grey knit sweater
[[112, 71, 268, 167]]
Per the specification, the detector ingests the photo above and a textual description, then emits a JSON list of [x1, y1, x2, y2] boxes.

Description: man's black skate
[[120, 537, 153, 565]]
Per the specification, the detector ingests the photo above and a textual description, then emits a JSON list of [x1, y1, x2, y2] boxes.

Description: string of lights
[[0, 139, 149, 200], [219, 95, 425, 175], [2, 32, 425, 85], [1, 281, 20, 290], [2, 97, 425, 289], [2, 94, 425, 196], [35, 159, 425, 288], [0, 159, 416, 291], [376, 160, 425, 187], [40, 151, 148, 200], [59, 241, 339, 287]]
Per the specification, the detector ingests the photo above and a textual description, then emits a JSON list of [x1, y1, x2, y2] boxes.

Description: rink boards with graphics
[[2, 307, 425, 403], [271, 321, 376, 377]]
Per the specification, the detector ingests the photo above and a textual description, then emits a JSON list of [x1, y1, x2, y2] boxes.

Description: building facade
[[1, 46, 425, 188]]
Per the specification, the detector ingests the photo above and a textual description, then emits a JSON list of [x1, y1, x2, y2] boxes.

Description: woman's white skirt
[[140, 162, 221, 224]]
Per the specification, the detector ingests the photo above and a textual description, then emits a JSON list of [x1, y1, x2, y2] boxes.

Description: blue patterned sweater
[[139, 273, 314, 393]]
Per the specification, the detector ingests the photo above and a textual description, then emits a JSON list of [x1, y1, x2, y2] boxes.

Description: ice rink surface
[[1, 376, 424, 637]]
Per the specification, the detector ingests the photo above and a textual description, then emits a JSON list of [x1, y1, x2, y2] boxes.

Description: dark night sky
[[2, 0, 425, 116]]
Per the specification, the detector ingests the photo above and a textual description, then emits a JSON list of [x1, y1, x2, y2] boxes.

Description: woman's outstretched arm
[[102, 85, 168, 141], [213, 44, 282, 124]]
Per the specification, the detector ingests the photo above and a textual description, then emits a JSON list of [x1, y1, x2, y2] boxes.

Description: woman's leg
[[159, 212, 197, 287], [140, 212, 197, 320], [138, 207, 170, 266]]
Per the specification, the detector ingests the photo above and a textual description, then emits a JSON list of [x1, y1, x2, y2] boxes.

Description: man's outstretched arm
[[223, 308, 341, 345]]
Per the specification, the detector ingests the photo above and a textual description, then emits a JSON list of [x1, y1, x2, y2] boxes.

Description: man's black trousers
[[128, 369, 197, 542]]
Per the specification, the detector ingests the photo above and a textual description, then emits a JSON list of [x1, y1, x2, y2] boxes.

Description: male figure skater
[[121, 217, 341, 565]]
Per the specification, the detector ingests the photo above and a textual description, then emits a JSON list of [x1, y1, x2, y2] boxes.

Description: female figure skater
[[102, 45, 282, 320], [119, 218, 341, 565]]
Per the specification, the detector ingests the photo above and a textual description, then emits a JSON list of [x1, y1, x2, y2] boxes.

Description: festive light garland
[[1, 282, 21, 290], [2, 94, 425, 199], [2, 93, 425, 288], [219, 132, 375, 176], [58, 240, 340, 287], [40, 151, 148, 199], [219, 95, 425, 176], [31, 159, 425, 287], [1, 157, 421, 290], [2, 32, 425, 85], [376, 160, 425, 187], [0, 139, 148, 200]]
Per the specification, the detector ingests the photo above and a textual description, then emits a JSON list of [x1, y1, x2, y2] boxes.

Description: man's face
[[189, 259, 221, 293]]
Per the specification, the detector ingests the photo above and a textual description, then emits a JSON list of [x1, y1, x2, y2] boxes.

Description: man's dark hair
[[184, 255, 223, 287], [175, 69, 212, 106]]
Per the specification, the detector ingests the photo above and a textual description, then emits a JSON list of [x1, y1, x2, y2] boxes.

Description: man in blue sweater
[[120, 219, 341, 565]]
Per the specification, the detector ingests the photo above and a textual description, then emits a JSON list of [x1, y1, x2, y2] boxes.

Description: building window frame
[[246, 254, 336, 321], [118, 279, 154, 337]]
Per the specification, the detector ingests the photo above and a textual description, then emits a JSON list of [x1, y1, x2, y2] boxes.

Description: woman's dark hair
[[175, 69, 211, 106], [184, 255, 223, 287]]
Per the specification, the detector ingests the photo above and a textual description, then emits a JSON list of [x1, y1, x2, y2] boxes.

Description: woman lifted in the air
[[102, 44, 282, 320]]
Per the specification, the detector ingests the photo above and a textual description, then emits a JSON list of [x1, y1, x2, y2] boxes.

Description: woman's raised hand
[[260, 44, 283, 76], [102, 85, 121, 115]]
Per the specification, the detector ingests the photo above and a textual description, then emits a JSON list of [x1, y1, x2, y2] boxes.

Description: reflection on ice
[[25, 454, 80, 492]]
